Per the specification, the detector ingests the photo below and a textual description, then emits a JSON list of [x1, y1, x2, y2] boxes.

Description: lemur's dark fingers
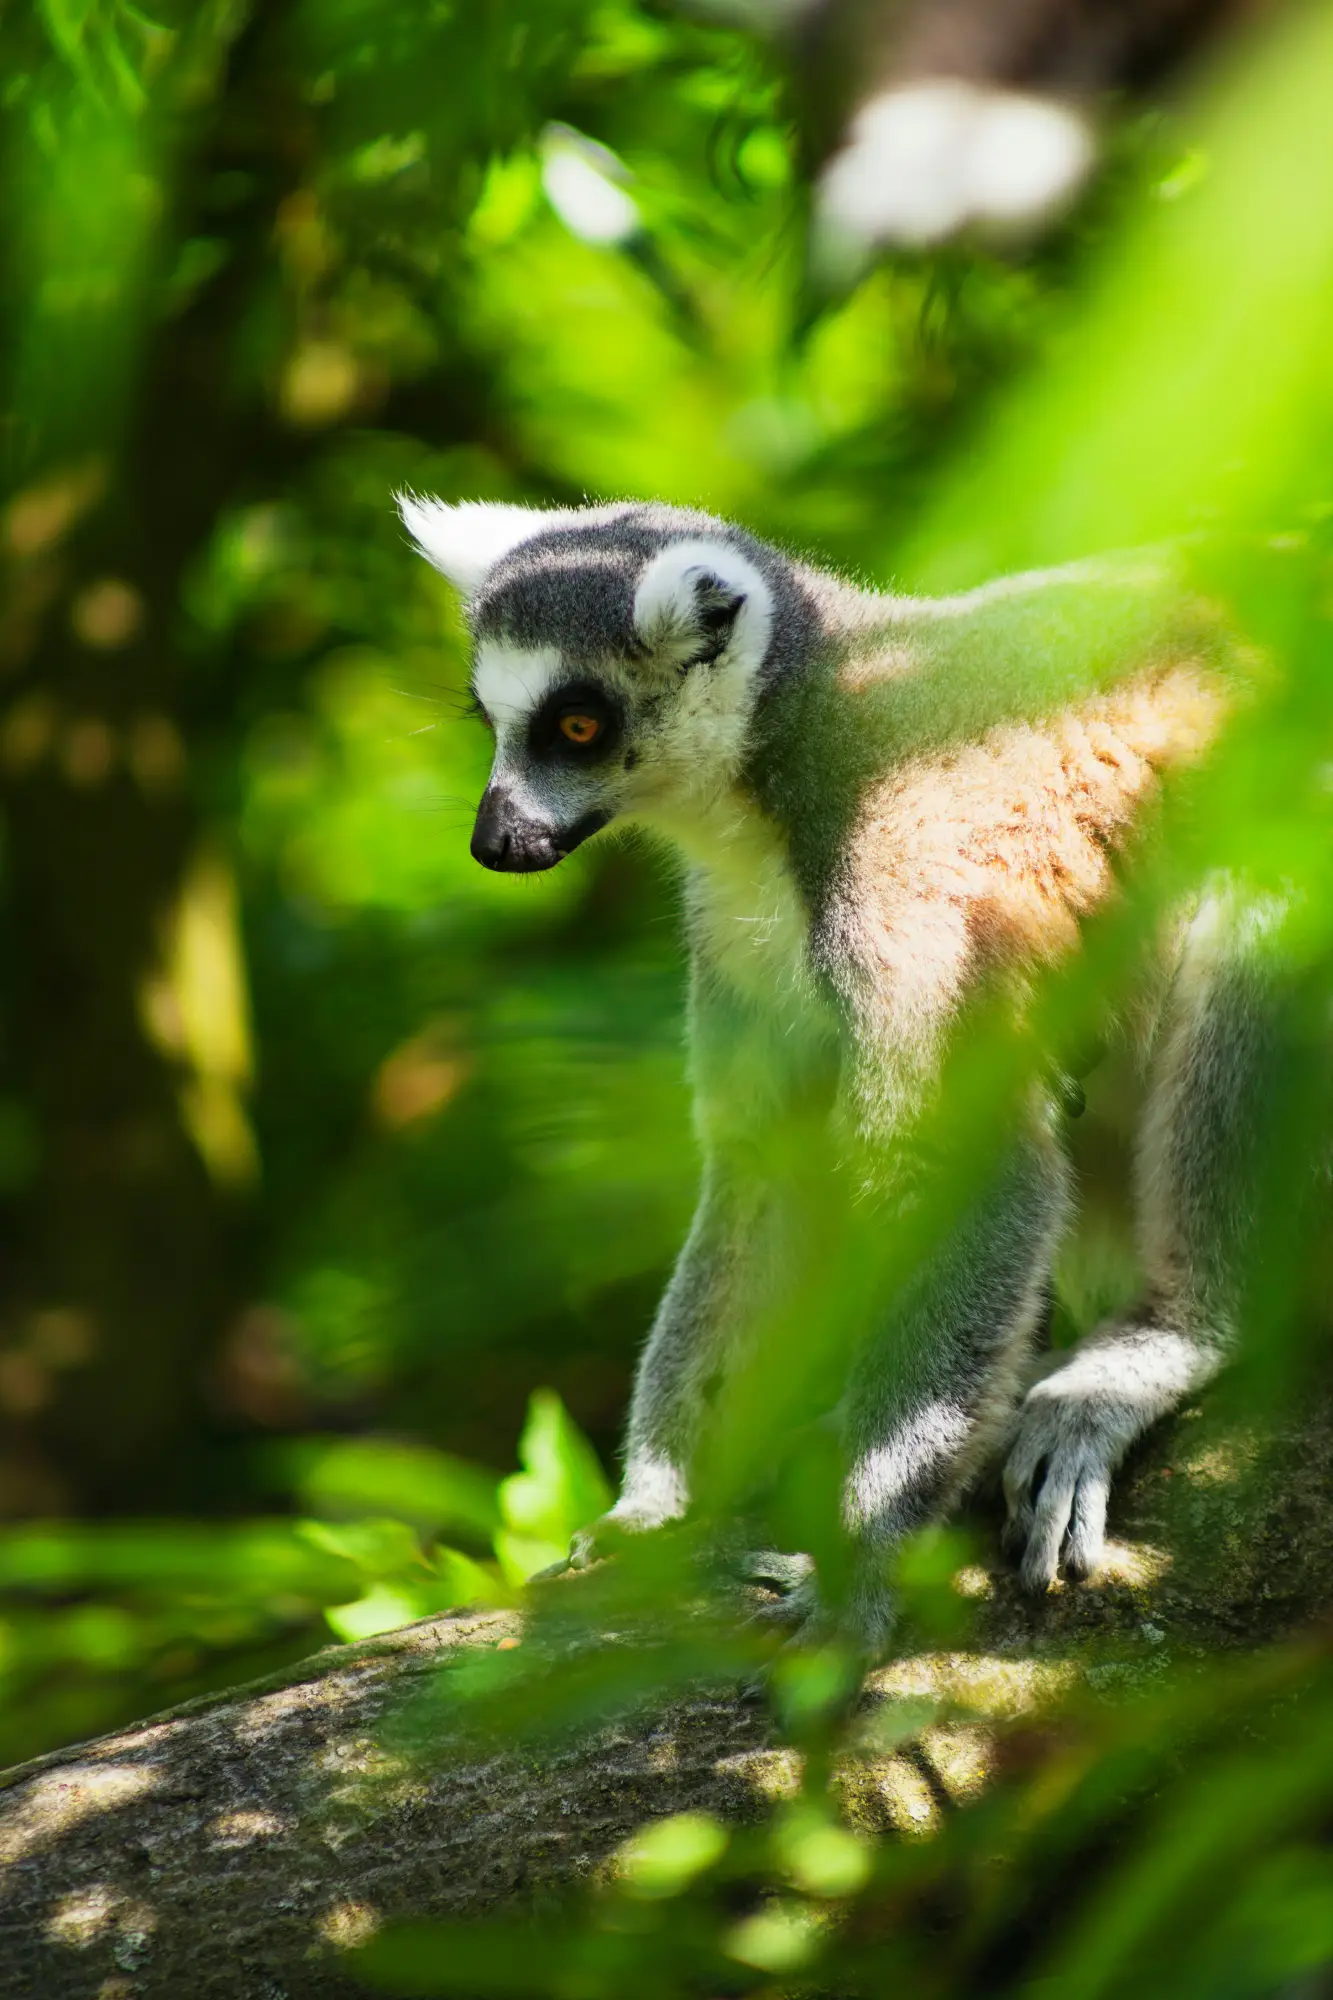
[[1063, 1471, 1110, 1581], [1001, 1435, 1045, 1553], [1019, 1458, 1078, 1594], [1001, 1485, 1036, 1559]]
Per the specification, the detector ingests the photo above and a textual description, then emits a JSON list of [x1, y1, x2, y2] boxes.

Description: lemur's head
[[398, 497, 806, 872]]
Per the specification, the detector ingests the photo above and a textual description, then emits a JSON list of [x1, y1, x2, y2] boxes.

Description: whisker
[[389, 679, 480, 720]]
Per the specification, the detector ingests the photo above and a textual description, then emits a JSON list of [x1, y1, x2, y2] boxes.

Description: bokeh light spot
[[2, 695, 57, 773], [3, 461, 105, 558], [128, 712, 186, 796], [280, 342, 360, 426], [70, 579, 144, 650], [60, 717, 117, 787]]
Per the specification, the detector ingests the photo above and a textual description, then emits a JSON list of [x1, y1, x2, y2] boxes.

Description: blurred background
[[1, 0, 1331, 1791]]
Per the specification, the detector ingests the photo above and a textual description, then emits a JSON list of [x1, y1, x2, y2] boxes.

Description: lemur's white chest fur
[[643, 788, 836, 1150], [648, 790, 821, 1018]]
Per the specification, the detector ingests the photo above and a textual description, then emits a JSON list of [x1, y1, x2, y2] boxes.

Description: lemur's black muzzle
[[470, 790, 610, 873]]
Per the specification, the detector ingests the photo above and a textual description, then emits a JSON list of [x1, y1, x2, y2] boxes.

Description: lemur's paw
[[747, 1572, 824, 1634], [567, 1503, 680, 1572], [746, 1571, 894, 1672], [725, 1547, 816, 1594], [1002, 1378, 1127, 1592], [566, 1516, 627, 1570]]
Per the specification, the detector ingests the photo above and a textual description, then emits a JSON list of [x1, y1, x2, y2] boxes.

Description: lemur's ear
[[632, 538, 773, 673], [396, 495, 550, 599]]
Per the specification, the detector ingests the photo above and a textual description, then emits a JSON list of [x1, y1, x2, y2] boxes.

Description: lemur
[[400, 494, 1268, 1655]]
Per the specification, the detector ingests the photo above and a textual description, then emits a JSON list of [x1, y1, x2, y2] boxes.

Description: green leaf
[[0, 1522, 362, 1605], [615, 1811, 729, 1899], [771, 1804, 871, 1898], [324, 1584, 430, 1643], [492, 1529, 566, 1586], [323, 1546, 504, 1642], [496, 1389, 612, 1570], [724, 1900, 820, 1974], [295, 1437, 501, 1541], [297, 1515, 422, 1574]]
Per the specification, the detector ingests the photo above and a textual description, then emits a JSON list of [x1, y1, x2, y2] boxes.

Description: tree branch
[[3, 1394, 1332, 1999]]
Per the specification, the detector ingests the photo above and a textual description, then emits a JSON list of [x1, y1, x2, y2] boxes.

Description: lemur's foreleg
[[577, 1166, 741, 1549], [572, 967, 838, 1569], [572, 1156, 816, 1565]]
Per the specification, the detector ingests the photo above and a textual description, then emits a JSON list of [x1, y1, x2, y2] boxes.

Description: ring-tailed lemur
[[400, 494, 1266, 1655]]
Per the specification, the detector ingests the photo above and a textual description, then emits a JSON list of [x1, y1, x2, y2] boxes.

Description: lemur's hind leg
[[1004, 893, 1284, 1593]]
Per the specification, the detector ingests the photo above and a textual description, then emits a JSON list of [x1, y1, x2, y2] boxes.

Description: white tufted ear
[[632, 538, 774, 675], [396, 494, 553, 599]]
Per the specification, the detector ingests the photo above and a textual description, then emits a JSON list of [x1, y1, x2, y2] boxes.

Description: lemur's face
[[398, 500, 776, 873]]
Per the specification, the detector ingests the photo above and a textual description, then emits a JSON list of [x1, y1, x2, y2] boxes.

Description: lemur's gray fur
[[400, 493, 1263, 1656]]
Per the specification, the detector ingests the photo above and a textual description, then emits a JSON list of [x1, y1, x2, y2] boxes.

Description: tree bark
[[2, 1392, 1331, 2000]]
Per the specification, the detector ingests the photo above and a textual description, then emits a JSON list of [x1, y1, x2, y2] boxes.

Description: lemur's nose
[[470, 823, 511, 868], [470, 820, 515, 870], [471, 788, 561, 872], [470, 828, 506, 868]]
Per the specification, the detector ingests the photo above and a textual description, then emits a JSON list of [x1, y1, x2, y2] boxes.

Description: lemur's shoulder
[[834, 662, 1229, 1010]]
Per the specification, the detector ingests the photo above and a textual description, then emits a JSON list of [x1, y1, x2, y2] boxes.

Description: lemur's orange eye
[[559, 713, 601, 745]]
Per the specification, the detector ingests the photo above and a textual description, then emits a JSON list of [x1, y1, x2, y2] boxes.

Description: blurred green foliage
[[1, 0, 1333, 1996], [0, 1386, 605, 1759]]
